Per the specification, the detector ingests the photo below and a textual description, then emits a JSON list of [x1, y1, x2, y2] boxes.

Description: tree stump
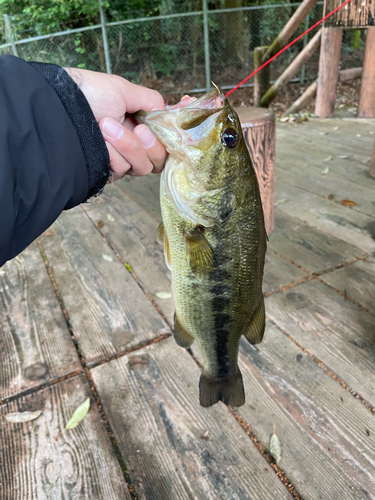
[[235, 107, 275, 235], [370, 139, 375, 180]]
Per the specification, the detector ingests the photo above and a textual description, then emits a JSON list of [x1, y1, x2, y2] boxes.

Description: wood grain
[[325, 0, 375, 28], [237, 107, 275, 234], [82, 184, 175, 325], [273, 181, 375, 253], [266, 278, 375, 406], [371, 138, 375, 178], [315, 27, 343, 118], [268, 211, 363, 273], [39, 208, 169, 365], [320, 255, 375, 312], [263, 250, 308, 295], [358, 27, 375, 118], [0, 243, 80, 401], [192, 321, 375, 499], [0, 375, 130, 499], [91, 338, 293, 500]]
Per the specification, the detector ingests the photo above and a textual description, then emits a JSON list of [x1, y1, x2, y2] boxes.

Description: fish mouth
[[135, 86, 226, 157]]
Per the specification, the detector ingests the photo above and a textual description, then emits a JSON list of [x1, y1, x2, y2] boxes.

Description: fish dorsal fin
[[184, 227, 215, 275], [157, 222, 172, 270], [242, 297, 266, 345]]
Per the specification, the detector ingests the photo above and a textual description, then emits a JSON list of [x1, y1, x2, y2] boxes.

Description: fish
[[136, 87, 267, 407]]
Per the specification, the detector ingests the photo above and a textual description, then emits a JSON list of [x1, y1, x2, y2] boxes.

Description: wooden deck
[[1, 117, 374, 500]]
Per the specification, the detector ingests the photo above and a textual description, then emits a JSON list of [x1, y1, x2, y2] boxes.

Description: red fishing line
[[225, 0, 353, 97]]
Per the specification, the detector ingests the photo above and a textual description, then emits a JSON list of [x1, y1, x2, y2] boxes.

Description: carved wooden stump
[[370, 139, 375, 179], [235, 107, 275, 235]]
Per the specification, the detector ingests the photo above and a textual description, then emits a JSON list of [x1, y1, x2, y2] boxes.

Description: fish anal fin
[[184, 227, 215, 275], [242, 297, 266, 345], [199, 371, 245, 408], [174, 314, 194, 348]]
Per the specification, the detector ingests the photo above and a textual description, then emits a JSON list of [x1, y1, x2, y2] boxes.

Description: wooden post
[[282, 67, 362, 117], [262, 0, 320, 63], [235, 107, 275, 235], [315, 27, 343, 118], [253, 47, 270, 108], [260, 29, 321, 108], [358, 27, 375, 118], [370, 139, 375, 180]]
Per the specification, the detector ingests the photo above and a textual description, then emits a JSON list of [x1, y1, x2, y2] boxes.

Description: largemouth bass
[[137, 88, 267, 407]]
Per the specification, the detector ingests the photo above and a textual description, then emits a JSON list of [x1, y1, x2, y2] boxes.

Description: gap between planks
[[36, 238, 140, 500], [266, 315, 375, 416]]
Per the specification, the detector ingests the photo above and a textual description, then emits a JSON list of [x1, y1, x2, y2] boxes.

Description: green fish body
[[137, 89, 267, 407]]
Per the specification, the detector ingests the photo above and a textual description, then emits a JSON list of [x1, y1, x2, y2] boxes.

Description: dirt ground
[[164, 78, 362, 118]]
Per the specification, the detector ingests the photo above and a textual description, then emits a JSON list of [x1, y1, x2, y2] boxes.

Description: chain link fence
[[0, 1, 366, 96]]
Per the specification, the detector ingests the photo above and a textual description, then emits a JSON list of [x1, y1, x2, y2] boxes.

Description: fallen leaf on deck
[[340, 199, 357, 207], [106, 214, 116, 222], [337, 155, 349, 159], [356, 134, 362, 138], [370, 131, 374, 135], [333, 126, 339, 131], [318, 132, 328, 136], [5, 410, 42, 423], [97, 220, 104, 229], [361, 159, 370, 164], [328, 194, 334, 200], [156, 292, 172, 299], [280, 117, 289, 122], [275, 198, 287, 205], [270, 424, 281, 464], [0, 270, 5, 276], [125, 263, 133, 272], [64, 398, 90, 431], [102, 254, 114, 262], [200, 430, 209, 440], [321, 167, 329, 175], [324, 156, 333, 162], [42, 231, 54, 237]]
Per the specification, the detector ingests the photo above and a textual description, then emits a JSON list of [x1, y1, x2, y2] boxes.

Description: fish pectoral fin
[[156, 222, 165, 245], [199, 371, 245, 407], [174, 314, 194, 348], [184, 227, 215, 275], [157, 222, 172, 270], [242, 297, 266, 345]]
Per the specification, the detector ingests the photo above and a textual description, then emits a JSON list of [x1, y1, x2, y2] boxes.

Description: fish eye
[[221, 129, 238, 148]]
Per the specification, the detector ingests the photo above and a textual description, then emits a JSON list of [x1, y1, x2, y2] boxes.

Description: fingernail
[[101, 118, 124, 140], [136, 125, 156, 148]]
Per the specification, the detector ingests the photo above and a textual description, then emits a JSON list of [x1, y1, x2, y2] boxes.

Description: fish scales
[[136, 88, 267, 407]]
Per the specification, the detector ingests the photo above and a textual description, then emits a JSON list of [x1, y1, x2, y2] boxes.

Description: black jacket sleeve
[[0, 55, 110, 267]]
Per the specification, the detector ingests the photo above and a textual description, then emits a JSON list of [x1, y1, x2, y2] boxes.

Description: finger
[[120, 80, 165, 113], [105, 141, 131, 181], [100, 117, 154, 176], [133, 124, 167, 173]]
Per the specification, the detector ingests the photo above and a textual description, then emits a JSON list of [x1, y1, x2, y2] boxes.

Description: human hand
[[65, 68, 167, 180]]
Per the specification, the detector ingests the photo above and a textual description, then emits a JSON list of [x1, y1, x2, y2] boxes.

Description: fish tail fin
[[199, 371, 245, 408]]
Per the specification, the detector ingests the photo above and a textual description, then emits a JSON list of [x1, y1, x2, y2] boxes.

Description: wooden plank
[[273, 182, 375, 253], [263, 251, 308, 295], [320, 255, 375, 312], [91, 338, 293, 500], [325, 0, 375, 28], [118, 174, 162, 222], [0, 374, 130, 499], [371, 138, 375, 179], [315, 27, 343, 118], [39, 208, 169, 365], [265, 278, 375, 406], [192, 321, 375, 499], [358, 27, 375, 118], [268, 211, 363, 273], [275, 162, 375, 218], [0, 243, 80, 401], [83, 184, 175, 325]]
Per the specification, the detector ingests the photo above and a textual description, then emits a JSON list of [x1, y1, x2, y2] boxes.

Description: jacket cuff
[[28, 62, 110, 199]]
